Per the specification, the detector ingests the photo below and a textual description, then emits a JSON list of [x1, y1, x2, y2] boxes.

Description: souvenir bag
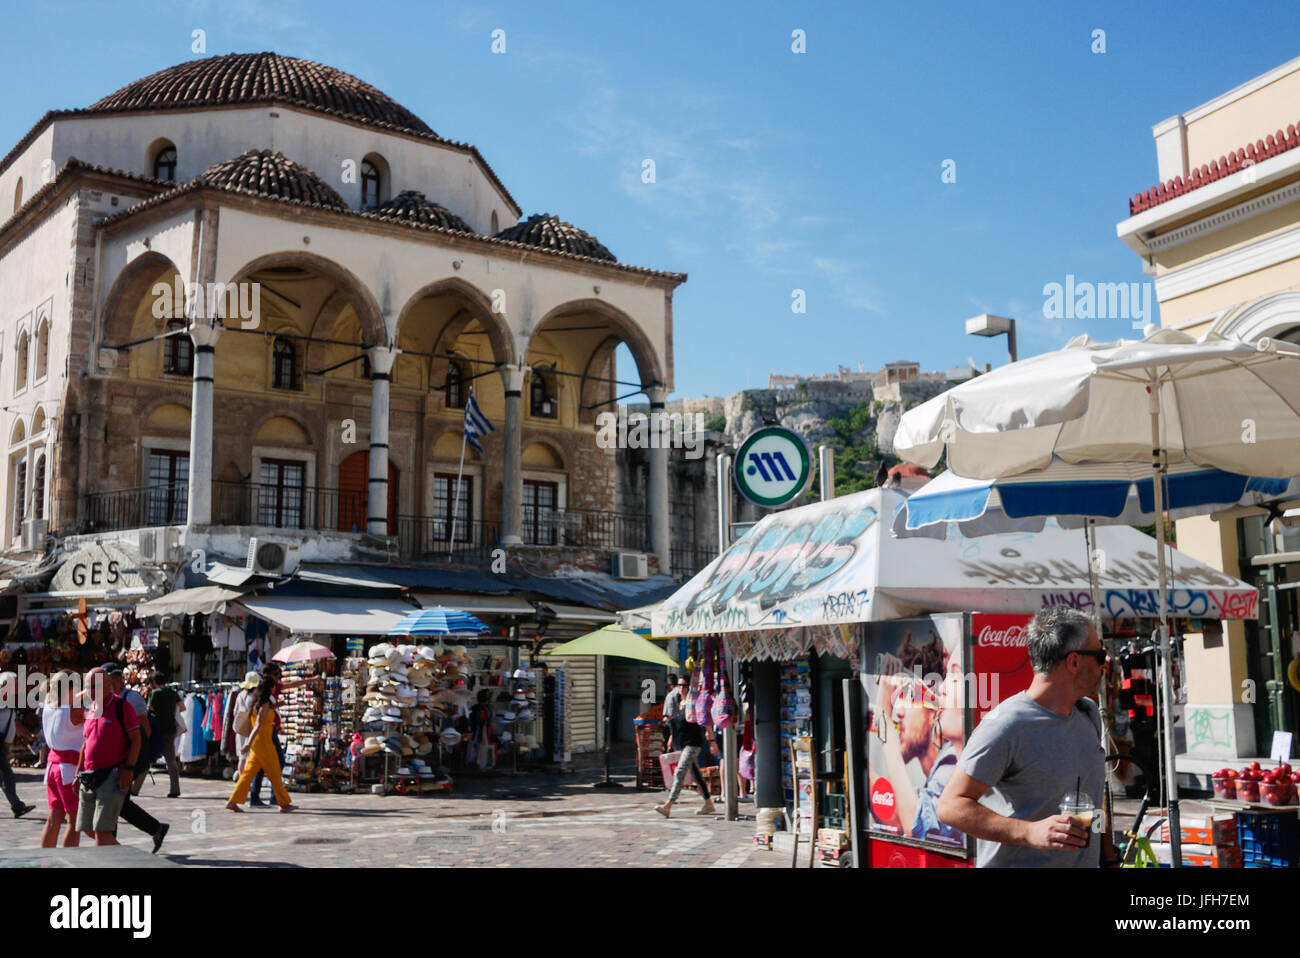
[[738, 716, 755, 781], [682, 660, 701, 725], [711, 641, 736, 729], [695, 637, 714, 725]]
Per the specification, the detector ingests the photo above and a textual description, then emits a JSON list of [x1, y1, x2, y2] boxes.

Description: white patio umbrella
[[895, 328, 1300, 864]]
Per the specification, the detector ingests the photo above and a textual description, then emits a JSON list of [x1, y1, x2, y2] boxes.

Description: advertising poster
[[970, 613, 1035, 725], [862, 614, 967, 854]]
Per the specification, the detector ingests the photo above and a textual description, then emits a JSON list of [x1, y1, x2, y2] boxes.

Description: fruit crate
[[1235, 811, 1300, 868]]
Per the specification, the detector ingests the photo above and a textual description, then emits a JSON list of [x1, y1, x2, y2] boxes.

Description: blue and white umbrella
[[389, 606, 489, 637], [894, 461, 1297, 539]]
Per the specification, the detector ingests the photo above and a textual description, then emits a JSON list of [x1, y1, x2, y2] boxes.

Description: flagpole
[[449, 423, 468, 561]]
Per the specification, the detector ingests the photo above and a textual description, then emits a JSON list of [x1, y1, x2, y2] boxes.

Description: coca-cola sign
[[976, 624, 1028, 647], [869, 777, 897, 822], [971, 614, 1034, 722]]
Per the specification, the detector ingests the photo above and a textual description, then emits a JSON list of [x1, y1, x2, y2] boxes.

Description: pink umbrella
[[272, 640, 335, 663]]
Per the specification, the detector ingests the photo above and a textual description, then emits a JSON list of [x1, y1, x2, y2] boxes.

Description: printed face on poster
[[862, 614, 967, 854]]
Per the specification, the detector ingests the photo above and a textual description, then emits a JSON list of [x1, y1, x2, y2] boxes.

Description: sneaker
[[12, 803, 35, 819], [654, 803, 671, 818], [152, 823, 169, 854], [695, 802, 715, 816]]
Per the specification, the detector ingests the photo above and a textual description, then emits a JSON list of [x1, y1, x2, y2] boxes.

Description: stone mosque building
[[0, 52, 688, 583]]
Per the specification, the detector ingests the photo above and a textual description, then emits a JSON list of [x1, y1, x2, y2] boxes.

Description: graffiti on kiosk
[[1037, 588, 1257, 619], [662, 503, 879, 631], [961, 547, 1239, 589]]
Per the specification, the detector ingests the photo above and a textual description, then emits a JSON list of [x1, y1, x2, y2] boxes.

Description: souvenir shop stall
[[653, 486, 1264, 868]]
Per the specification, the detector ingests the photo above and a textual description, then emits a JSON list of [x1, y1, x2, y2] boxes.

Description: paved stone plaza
[[0, 762, 786, 869]]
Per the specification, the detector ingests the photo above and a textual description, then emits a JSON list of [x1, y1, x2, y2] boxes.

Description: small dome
[[494, 213, 616, 262], [89, 52, 434, 137], [370, 190, 474, 233], [195, 150, 347, 210]]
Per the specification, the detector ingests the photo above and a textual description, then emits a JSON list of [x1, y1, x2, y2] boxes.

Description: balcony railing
[[524, 506, 649, 550], [212, 480, 366, 531], [671, 545, 718, 579], [396, 515, 500, 562], [79, 483, 188, 532]]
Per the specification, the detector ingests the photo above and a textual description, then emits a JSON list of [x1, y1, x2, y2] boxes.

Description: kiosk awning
[[235, 597, 416, 636]]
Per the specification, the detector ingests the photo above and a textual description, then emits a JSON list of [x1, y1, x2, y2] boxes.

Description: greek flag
[[463, 387, 494, 452]]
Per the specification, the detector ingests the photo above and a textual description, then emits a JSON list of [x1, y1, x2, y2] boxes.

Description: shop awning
[[412, 593, 535, 616], [137, 585, 247, 617], [538, 603, 618, 624], [235, 597, 416, 636], [653, 487, 1261, 636]]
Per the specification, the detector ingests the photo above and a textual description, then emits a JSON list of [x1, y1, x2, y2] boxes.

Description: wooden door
[[337, 451, 398, 534]]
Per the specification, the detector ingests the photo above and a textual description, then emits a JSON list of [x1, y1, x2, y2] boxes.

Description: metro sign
[[733, 426, 813, 507]]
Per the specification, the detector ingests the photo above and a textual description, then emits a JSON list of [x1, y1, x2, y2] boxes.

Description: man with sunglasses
[[937, 606, 1116, 867]]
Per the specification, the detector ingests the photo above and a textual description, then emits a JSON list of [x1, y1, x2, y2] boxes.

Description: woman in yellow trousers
[[226, 676, 297, 813]]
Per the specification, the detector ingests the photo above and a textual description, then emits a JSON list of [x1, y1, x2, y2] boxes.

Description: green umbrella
[[543, 625, 680, 669]]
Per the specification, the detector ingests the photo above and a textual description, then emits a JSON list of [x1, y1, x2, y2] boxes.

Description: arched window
[[12, 459, 25, 538], [15, 330, 28, 391], [490, 210, 499, 234], [32, 455, 44, 521], [530, 367, 556, 418], [153, 146, 177, 182], [445, 358, 466, 409], [163, 320, 193, 375], [272, 337, 298, 390], [13, 177, 22, 214], [34, 319, 48, 381], [360, 160, 381, 210]]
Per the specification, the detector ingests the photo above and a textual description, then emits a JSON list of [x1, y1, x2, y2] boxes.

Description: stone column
[[185, 322, 221, 526], [366, 346, 400, 537], [647, 386, 671, 574], [500, 365, 525, 546]]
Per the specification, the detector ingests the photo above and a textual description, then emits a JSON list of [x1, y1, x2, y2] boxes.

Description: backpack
[[117, 695, 163, 775], [234, 692, 254, 738]]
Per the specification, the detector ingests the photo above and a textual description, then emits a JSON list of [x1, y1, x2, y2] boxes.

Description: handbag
[[738, 717, 755, 781], [695, 637, 715, 725], [711, 641, 736, 729]]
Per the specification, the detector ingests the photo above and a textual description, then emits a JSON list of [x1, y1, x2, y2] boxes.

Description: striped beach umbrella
[[389, 606, 489, 637]]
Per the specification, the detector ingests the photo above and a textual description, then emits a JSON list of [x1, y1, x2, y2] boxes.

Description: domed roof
[[89, 52, 433, 137], [195, 150, 347, 210], [369, 190, 474, 233], [493, 214, 617, 262]]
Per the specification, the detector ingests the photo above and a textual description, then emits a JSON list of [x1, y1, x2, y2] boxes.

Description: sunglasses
[[1072, 648, 1108, 664]]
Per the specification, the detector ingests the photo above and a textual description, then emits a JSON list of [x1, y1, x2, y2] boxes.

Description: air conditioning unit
[[20, 518, 47, 552], [138, 527, 175, 564], [246, 537, 301, 576], [612, 551, 648, 580]]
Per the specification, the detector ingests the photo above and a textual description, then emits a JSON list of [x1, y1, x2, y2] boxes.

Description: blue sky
[[4, 0, 1299, 401]]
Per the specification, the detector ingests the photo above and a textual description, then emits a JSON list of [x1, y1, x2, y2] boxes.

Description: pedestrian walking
[[937, 606, 1118, 868], [40, 670, 84, 848], [0, 670, 36, 819], [655, 691, 714, 819], [226, 675, 297, 813], [232, 671, 259, 780], [74, 666, 141, 846], [248, 662, 317, 805], [101, 664, 169, 853], [145, 672, 182, 798], [661, 674, 683, 749]]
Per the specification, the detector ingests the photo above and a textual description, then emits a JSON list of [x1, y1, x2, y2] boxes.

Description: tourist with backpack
[[100, 664, 169, 853], [74, 666, 141, 846], [144, 672, 182, 798]]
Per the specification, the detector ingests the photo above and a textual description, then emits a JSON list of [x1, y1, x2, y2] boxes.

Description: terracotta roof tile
[[195, 149, 347, 210], [1128, 123, 1300, 215], [493, 213, 616, 262], [370, 190, 474, 233]]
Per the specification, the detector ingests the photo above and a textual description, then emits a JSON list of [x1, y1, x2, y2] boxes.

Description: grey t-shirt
[[958, 692, 1104, 869]]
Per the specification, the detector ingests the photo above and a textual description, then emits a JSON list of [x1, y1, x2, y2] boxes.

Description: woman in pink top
[[40, 671, 85, 848]]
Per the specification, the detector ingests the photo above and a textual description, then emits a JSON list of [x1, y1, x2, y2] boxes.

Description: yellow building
[[1117, 57, 1300, 773]]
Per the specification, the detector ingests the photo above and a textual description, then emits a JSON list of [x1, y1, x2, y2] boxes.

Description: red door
[[337, 451, 398, 534]]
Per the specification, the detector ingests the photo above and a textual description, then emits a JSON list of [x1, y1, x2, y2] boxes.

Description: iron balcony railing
[[395, 515, 500, 561], [80, 483, 189, 532], [523, 506, 649, 550], [212, 480, 367, 531]]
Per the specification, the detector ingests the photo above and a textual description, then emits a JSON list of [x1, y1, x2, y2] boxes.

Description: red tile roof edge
[[1128, 123, 1300, 216]]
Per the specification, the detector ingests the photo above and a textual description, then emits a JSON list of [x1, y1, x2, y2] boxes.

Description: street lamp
[[965, 313, 1018, 365]]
